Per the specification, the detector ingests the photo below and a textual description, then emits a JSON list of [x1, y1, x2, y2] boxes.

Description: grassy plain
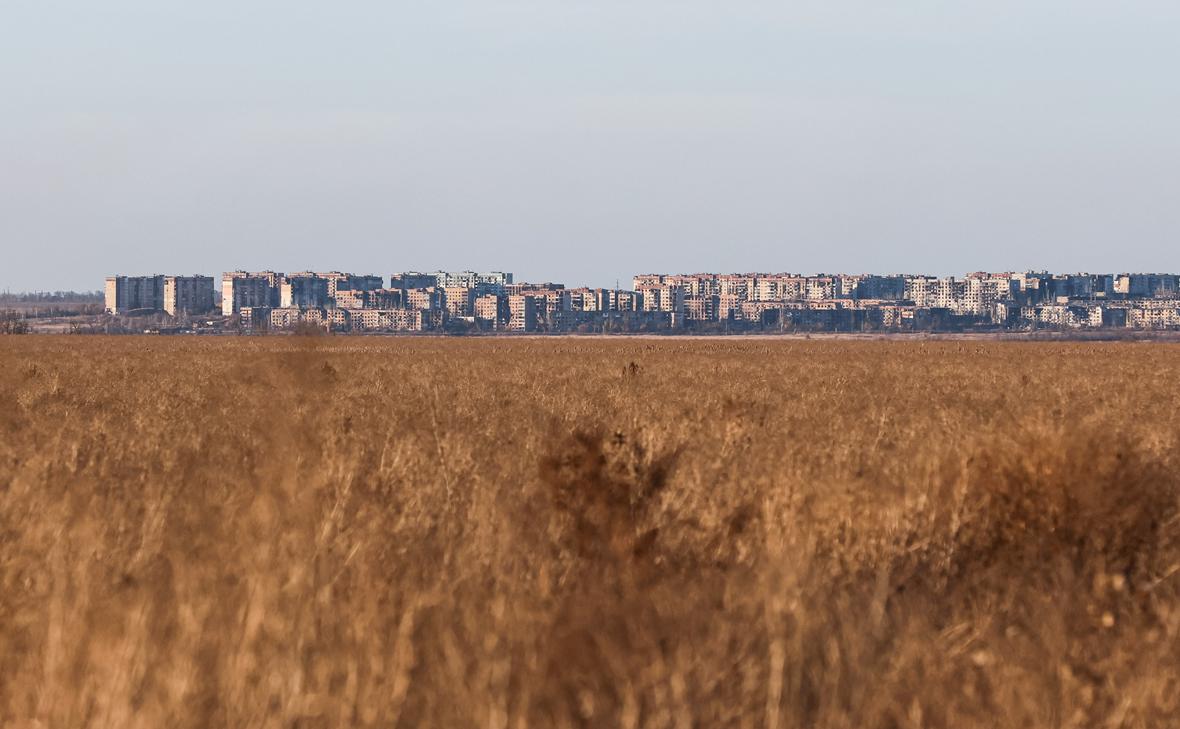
[[1, 336, 1179, 728]]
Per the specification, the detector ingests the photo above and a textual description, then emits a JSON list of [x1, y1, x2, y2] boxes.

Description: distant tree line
[[0, 290, 103, 303]]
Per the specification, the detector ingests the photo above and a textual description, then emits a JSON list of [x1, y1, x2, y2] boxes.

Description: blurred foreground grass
[[1, 337, 1178, 728]]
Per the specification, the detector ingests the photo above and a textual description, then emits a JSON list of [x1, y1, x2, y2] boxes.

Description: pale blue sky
[[2, 1, 1178, 291]]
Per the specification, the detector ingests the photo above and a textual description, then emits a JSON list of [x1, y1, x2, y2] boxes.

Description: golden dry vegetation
[[2, 336, 1179, 728]]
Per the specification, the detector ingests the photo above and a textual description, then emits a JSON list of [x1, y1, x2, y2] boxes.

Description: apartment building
[[405, 287, 444, 312], [222, 271, 283, 316], [1128, 300, 1180, 328], [333, 287, 406, 310], [805, 277, 837, 301], [1115, 274, 1179, 298], [609, 290, 643, 312], [637, 284, 685, 314], [319, 272, 384, 299], [963, 274, 1018, 315], [279, 273, 330, 309], [105, 275, 165, 313], [443, 286, 475, 317], [420, 270, 514, 293], [389, 272, 437, 290], [348, 308, 428, 331], [684, 295, 719, 321], [163, 275, 215, 315], [753, 275, 805, 302], [563, 288, 605, 313], [474, 294, 506, 326], [238, 307, 271, 329], [849, 275, 905, 300], [508, 295, 537, 331]]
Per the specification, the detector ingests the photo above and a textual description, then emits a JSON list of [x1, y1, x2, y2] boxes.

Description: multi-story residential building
[[319, 272, 384, 300], [1128, 300, 1180, 328], [406, 287, 444, 312], [474, 294, 506, 326], [717, 275, 754, 301], [684, 295, 720, 321], [408, 270, 516, 294], [933, 277, 966, 310], [505, 282, 564, 296], [389, 272, 438, 290], [850, 275, 905, 300], [805, 276, 837, 301], [280, 273, 330, 309], [105, 275, 165, 313], [368, 288, 407, 310], [1012, 272, 1053, 302], [348, 308, 429, 331], [963, 274, 1018, 316], [717, 293, 742, 320], [1115, 274, 1179, 298], [516, 288, 572, 329], [508, 295, 537, 331], [566, 288, 610, 313], [163, 275, 215, 316], [268, 308, 307, 330], [333, 287, 407, 310], [609, 290, 643, 312], [749, 274, 803, 302], [1019, 304, 1089, 329], [262, 307, 346, 330], [238, 306, 271, 329], [443, 286, 475, 318], [332, 289, 367, 310], [661, 274, 713, 298], [1048, 273, 1095, 300], [1090, 274, 1116, 297], [904, 276, 937, 307], [637, 284, 685, 315], [222, 271, 283, 316], [632, 274, 665, 289]]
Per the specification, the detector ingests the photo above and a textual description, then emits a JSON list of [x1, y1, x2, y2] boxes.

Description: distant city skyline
[[94, 268, 1180, 333], [4, 1, 1180, 292]]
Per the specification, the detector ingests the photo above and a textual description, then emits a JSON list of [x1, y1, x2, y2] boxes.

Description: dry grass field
[[2, 336, 1179, 728]]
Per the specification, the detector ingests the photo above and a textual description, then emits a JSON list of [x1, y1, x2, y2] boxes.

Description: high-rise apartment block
[[319, 272, 384, 298], [389, 272, 438, 290], [280, 273, 331, 309], [222, 271, 283, 316], [163, 275, 215, 315], [443, 286, 475, 318], [390, 270, 514, 294], [105, 275, 165, 314]]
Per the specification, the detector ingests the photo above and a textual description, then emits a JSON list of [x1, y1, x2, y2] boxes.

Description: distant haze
[[2, 1, 1179, 291]]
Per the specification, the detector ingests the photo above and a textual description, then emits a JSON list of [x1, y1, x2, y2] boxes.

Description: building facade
[[105, 275, 165, 314], [163, 275, 215, 316]]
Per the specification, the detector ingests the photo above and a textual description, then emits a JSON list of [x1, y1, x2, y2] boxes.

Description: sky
[[2, 1, 1179, 291]]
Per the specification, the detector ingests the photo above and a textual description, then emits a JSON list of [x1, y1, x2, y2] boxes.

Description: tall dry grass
[[1, 337, 1178, 728]]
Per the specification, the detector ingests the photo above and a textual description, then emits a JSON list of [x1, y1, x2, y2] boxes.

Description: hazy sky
[[3, 1, 1179, 291]]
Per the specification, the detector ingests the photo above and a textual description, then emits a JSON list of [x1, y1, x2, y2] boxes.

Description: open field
[[2, 337, 1179, 728]]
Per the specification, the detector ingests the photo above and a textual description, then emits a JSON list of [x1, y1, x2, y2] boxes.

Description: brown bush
[[0, 337, 1178, 728]]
